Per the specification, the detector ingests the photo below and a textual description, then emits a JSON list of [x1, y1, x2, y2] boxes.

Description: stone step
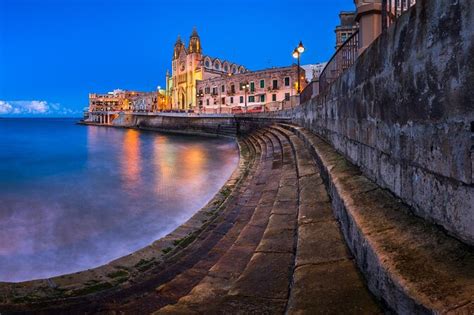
[[153, 131, 287, 314], [279, 123, 474, 314], [270, 125, 382, 314], [154, 130, 294, 314], [203, 127, 299, 314], [98, 133, 269, 314]]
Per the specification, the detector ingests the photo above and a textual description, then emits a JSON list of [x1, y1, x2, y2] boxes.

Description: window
[[260, 80, 265, 88], [205, 60, 210, 67], [284, 77, 290, 86], [230, 97, 234, 104], [224, 65, 228, 72], [260, 95, 265, 102], [249, 96, 255, 103], [231, 84, 235, 93], [272, 94, 277, 102], [285, 93, 290, 101], [250, 82, 255, 92], [341, 32, 348, 42], [212, 87, 217, 95], [205, 87, 210, 94], [221, 97, 225, 104], [272, 79, 278, 89], [221, 85, 225, 92], [215, 62, 220, 70], [240, 96, 244, 103], [206, 99, 209, 105]]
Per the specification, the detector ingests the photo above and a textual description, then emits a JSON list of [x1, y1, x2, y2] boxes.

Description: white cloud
[[0, 101, 13, 114], [0, 100, 80, 116]]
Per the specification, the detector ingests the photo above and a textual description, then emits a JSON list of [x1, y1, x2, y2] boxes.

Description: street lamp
[[292, 41, 305, 94], [242, 81, 250, 113]]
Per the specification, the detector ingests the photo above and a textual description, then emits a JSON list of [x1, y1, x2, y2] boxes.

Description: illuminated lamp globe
[[297, 41, 305, 53]]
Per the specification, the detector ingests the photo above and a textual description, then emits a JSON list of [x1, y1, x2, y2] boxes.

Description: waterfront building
[[89, 89, 166, 113], [167, 28, 306, 113], [130, 92, 157, 112], [196, 65, 306, 113], [168, 28, 248, 111]]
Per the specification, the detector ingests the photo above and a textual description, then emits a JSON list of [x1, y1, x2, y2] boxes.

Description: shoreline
[[77, 120, 236, 139]]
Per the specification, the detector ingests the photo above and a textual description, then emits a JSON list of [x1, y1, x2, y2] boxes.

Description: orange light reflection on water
[[121, 129, 142, 190]]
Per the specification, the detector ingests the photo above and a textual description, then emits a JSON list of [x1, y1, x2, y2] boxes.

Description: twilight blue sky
[[0, 0, 354, 116]]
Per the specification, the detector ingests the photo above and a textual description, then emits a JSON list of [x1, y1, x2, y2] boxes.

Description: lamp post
[[242, 81, 250, 113], [292, 41, 305, 94]]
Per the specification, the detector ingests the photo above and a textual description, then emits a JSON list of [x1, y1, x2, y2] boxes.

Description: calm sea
[[0, 118, 238, 282]]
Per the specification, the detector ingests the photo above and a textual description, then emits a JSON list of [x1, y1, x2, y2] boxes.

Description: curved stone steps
[[270, 125, 382, 314], [151, 130, 287, 314], [78, 133, 269, 314], [279, 123, 474, 314], [154, 128, 295, 314]]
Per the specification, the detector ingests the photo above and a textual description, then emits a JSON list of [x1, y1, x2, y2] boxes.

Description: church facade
[[167, 28, 247, 110]]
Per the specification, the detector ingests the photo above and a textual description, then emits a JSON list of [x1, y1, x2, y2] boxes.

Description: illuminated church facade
[[166, 28, 248, 110]]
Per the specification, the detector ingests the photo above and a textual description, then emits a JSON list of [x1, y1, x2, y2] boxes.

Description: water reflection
[[121, 129, 142, 191], [0, 120, 238, 282]]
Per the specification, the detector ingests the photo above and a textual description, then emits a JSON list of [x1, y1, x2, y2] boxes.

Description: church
[[166, 28, 248, 111]]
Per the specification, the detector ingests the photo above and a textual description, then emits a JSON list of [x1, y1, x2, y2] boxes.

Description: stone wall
[[288, 0, 473, 245], [112, 113, 238, 137]]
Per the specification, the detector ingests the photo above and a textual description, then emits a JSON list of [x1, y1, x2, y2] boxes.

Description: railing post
[[354, 0, 383, 55]]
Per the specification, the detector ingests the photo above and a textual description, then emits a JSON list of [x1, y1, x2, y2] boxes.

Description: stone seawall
[[243, 0, 474, 245], [111, 113, 238, 137]]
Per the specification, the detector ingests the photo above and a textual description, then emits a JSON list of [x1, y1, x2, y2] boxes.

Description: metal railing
[[319, 30, 360, 95], [382, 0, 417, 30]]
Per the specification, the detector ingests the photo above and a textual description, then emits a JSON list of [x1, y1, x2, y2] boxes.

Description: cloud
[[0, 101, 13, 114], [0, 100, 80, 116]]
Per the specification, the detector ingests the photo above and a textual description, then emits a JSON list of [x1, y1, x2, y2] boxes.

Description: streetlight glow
[[292, 49, 299, 59], [292, 41, 305, 94], [297, 41, 305, 53]]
